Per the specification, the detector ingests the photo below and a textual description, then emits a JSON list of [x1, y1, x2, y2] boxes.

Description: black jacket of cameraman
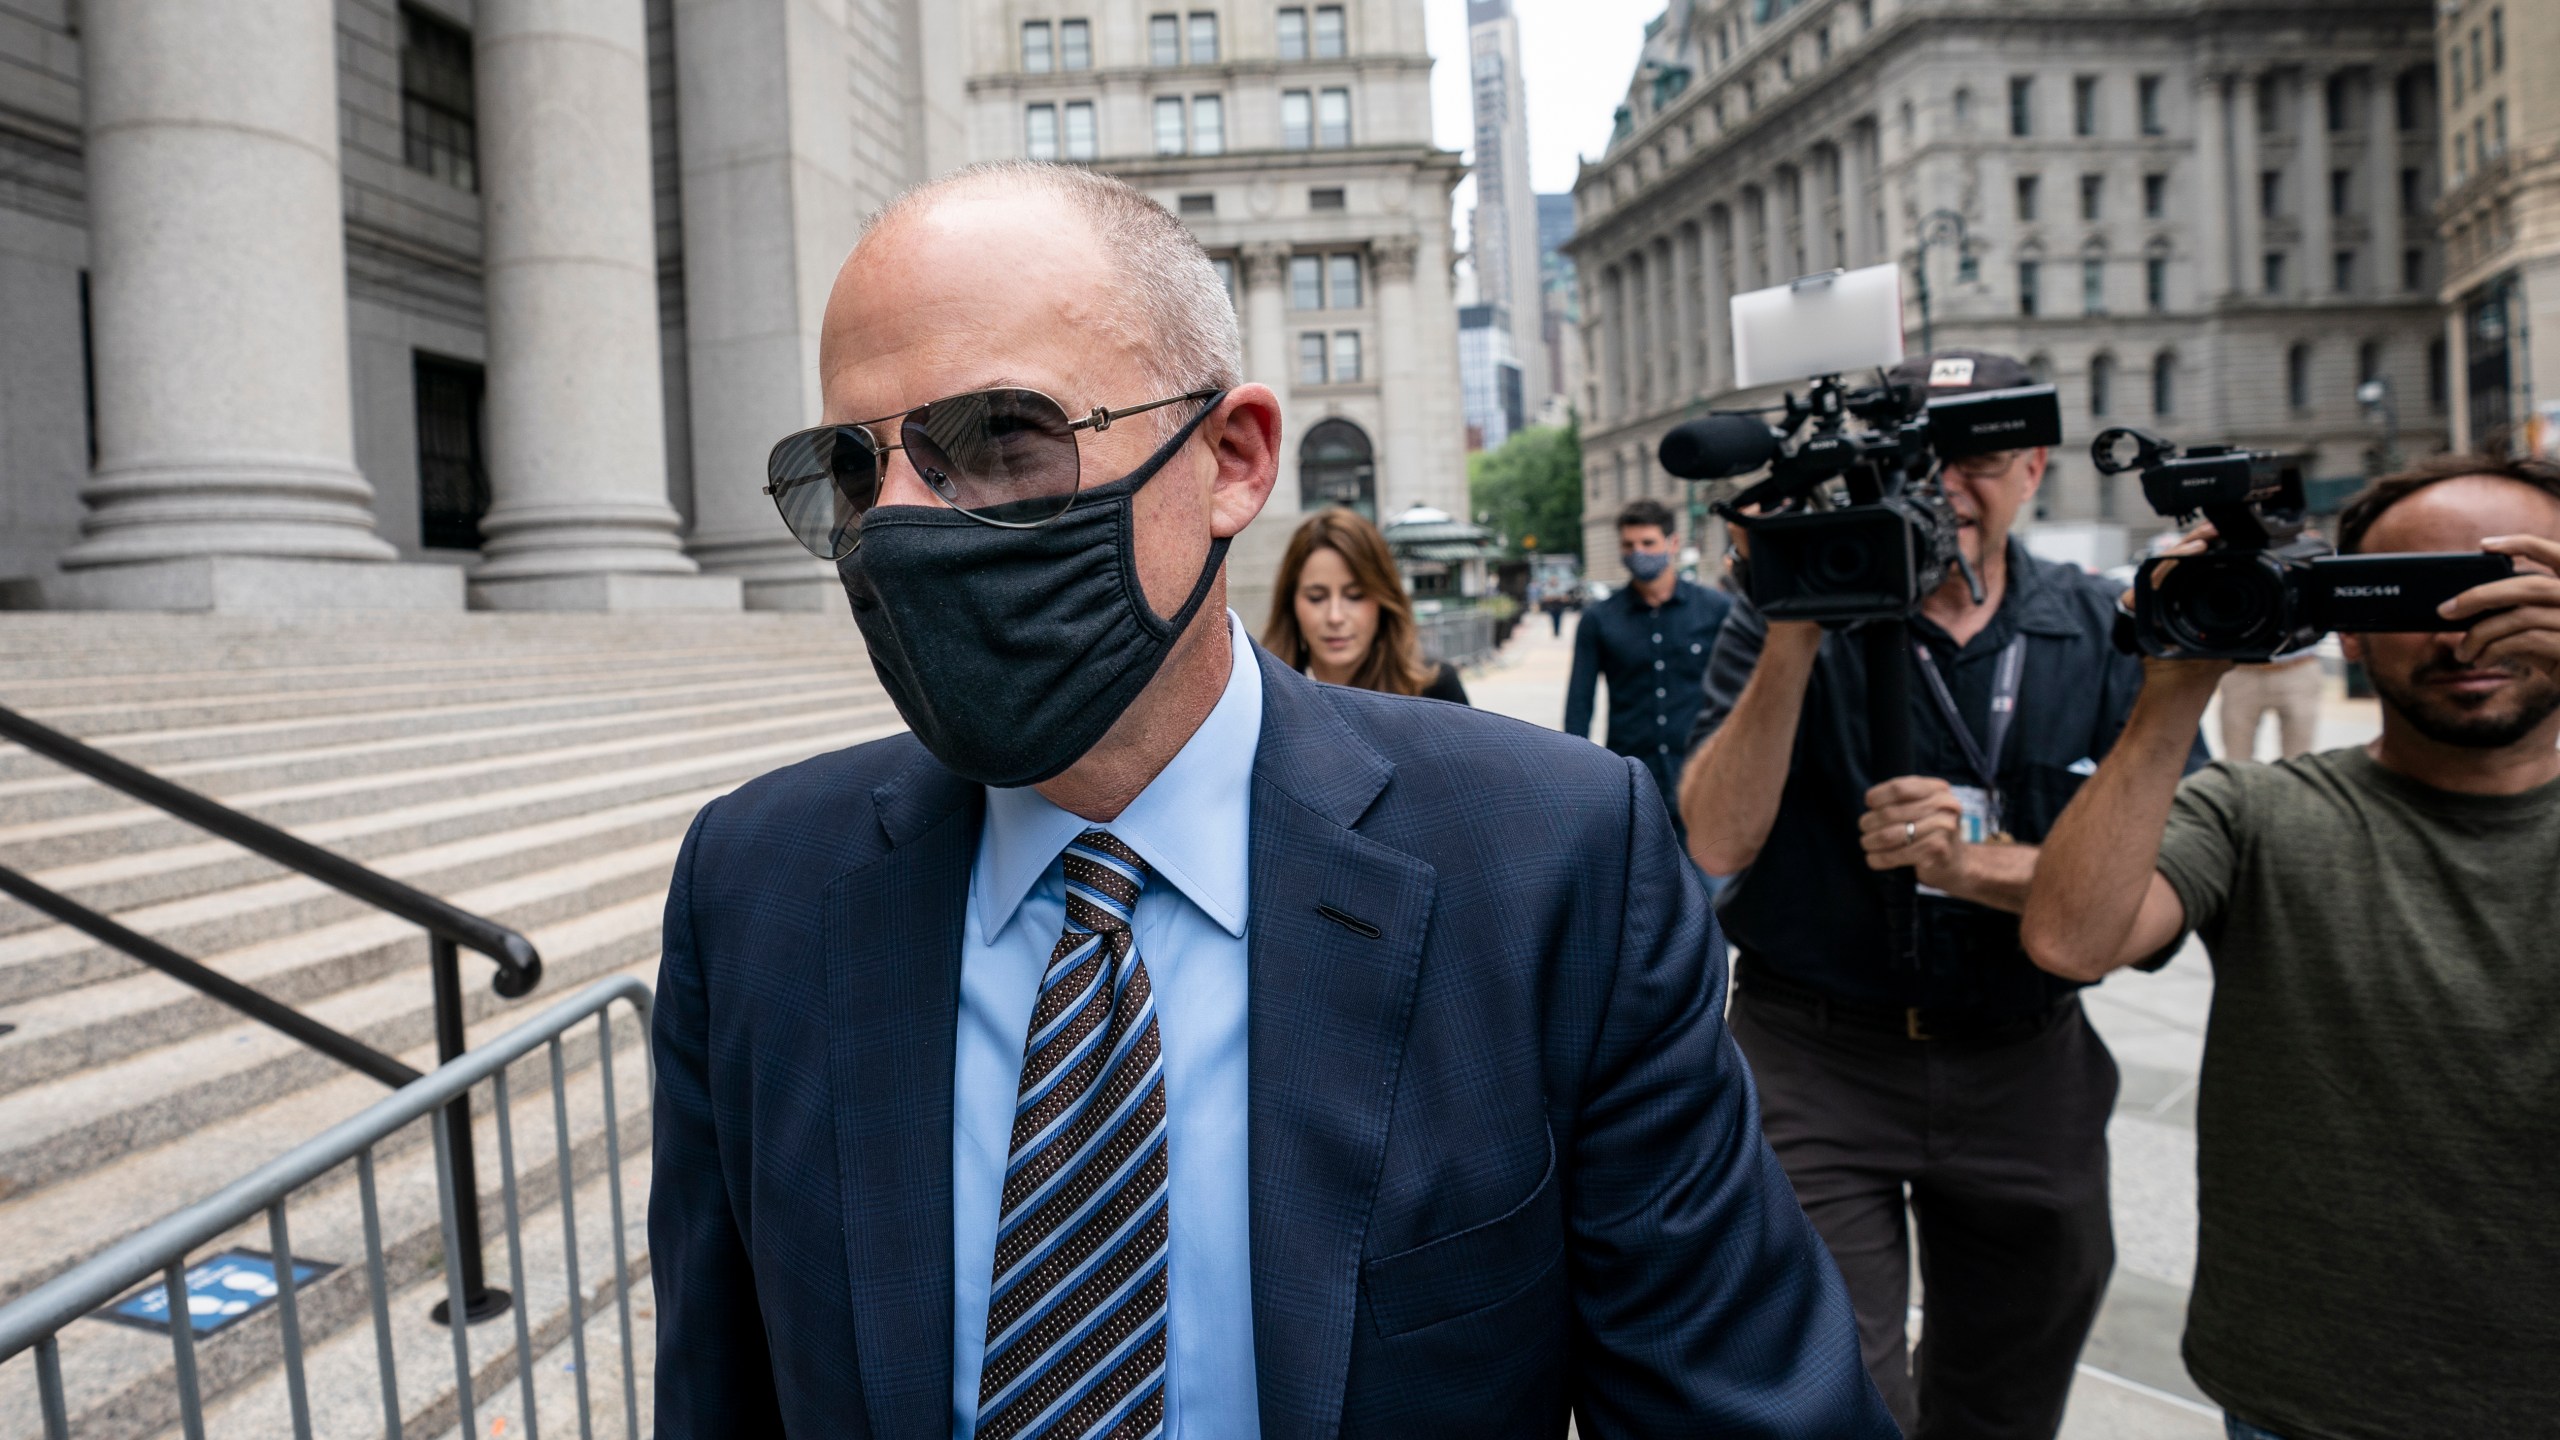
[[1688, 537, 2209, 1017]]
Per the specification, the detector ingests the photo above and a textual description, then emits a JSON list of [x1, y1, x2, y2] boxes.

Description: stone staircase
[[0, 612, 897, 1438]]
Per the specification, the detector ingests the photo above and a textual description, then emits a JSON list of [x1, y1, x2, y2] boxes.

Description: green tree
[[1468, 420, 1584, 560]]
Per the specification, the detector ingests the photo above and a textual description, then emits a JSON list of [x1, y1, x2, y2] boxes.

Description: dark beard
[[2367, 655, 2560, 749]]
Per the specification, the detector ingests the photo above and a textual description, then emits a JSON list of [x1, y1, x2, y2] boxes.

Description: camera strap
[[1910, 634, 2026, 838]]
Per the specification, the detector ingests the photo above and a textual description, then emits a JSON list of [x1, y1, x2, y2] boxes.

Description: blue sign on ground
[[92, 1248, 336, 1338]]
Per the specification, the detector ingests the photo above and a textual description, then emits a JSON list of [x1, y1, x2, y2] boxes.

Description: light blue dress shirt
[[952, 611, 1263, 1440]]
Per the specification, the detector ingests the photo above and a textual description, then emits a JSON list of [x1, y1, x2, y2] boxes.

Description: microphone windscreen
[[1658, 414, 1782, 480]]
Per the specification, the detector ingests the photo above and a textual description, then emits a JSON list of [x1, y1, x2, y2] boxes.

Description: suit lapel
[[1246, 654, 1437, 1440], [824, 746, 980, 1438]]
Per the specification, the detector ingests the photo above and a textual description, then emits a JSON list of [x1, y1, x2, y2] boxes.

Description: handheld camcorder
[[2093, 427, 2515, 661], [1657, 265, 2063, 624]]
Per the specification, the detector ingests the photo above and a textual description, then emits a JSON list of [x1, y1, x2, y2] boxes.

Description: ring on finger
[[1905, 820, 1917, 844]]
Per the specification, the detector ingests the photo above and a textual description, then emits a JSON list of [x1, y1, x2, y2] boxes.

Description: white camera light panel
[[1729, 263, 1907, 391]]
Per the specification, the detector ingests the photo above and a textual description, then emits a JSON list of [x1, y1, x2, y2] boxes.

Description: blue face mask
[[1623, 549, 1673, 582]]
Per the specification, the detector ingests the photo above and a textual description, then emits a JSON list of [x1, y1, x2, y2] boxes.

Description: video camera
[[1657, 266, 2063, 623], [2093, 427, 2515, 661]]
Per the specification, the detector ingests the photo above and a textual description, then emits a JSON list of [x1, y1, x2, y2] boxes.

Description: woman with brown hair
[[1263, 508, 1469, 704]]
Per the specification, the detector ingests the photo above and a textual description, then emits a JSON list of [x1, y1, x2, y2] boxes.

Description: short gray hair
[[865, 162, 1242, 429]]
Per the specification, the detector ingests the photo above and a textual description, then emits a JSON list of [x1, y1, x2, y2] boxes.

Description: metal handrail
[[1, 976, 653, 1440], [0, 703, 540, 994], [0, 699, 546, 1322]]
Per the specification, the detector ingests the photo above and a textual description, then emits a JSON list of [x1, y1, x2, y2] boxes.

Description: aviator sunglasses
[[764, 386, 1222, 560]]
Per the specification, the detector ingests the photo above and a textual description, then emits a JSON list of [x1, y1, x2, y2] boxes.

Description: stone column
[[1372, 235, 1444, 514], [1241, 241, 1294, 481], [1765, 176, 1790, 285], [54, 0, 460, 611], [2233, 72, 2265, 298], [674, 0, 864, 610], [470, 0, 738, 611], [2367, 67, 2404, 294], [2195, 73, 2234, 301], [1603, 264, 1629, 423], [1657, 236, 1685, 402], [2300, 70, 2332, 296], [1842, 127, 1874, 267], [1704, 207, 1734, 393]]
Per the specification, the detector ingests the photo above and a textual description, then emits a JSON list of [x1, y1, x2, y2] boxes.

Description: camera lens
[[2159, 556, 2277, 651], [1814, 536, 1875, 589]]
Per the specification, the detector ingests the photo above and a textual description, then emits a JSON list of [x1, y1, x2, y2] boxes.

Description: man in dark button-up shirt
[[1565, 497, 1733, 808], [1674, 350, 2207, 1440]]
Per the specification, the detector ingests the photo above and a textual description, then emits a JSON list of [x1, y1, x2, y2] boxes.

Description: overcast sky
[[1420, 0, 1668, 202]]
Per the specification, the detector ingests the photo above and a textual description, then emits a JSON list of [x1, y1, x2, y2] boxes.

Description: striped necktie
[[977, 829, 1170, 1440]]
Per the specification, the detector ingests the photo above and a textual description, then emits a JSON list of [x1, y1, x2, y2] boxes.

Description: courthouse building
[[1565, 0, 2449, 577], [2435, 0, 2556, 458], [0, 0, 1462, 616]]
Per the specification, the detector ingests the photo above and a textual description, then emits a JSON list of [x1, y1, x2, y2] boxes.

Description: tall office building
[[0, 0, 964, 612], [1467, 0, 1549, 409], [2436, 0, 2556, 457], [1566, 0, 2447, 578]]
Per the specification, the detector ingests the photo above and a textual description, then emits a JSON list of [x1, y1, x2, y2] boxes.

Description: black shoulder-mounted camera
[[1660, 379, 2063, 624], [2094, 427, 2514, 661]]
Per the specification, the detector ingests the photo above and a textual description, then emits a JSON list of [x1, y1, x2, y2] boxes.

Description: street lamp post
[[1909, 208, 1970, 357]]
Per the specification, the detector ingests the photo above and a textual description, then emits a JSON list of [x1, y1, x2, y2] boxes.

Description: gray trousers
[[1729, 988, 2118, 1440]]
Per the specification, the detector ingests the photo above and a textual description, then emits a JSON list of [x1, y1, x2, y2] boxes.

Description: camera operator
[[2022, 457, 2560, 1439], [1677, 349, 2207, 1439]]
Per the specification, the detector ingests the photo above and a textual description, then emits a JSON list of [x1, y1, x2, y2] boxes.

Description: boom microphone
[[1659, 414, 1784, 480]]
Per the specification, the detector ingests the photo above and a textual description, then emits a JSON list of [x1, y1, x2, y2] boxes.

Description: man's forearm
[[1680, 627, 1821, 873], [2021, 663, 2221, 978], [1936, 841, 2037, 913]]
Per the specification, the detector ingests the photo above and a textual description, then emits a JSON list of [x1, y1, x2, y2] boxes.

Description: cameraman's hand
[[1859, 776, 1969, 889], [2445, 534, 2560, 672], [1766, 618, 1825, 661]]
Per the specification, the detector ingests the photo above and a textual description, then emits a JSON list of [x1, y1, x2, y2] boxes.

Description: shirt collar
[[971, 610, 1262, 943]]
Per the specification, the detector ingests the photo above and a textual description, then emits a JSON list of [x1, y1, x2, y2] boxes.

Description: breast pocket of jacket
[[1361, 1128, 1563, 1339]]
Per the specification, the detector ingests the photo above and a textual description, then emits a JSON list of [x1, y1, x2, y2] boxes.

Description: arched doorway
[[1299, 419, 1375, 519]]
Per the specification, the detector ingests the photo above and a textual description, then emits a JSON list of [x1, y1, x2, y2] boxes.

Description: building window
[[2153, 352, 2176, 415], [1181, 192, 1217, 216], [1154, 97, 1186, 155], [1064, 101, 1097, 160], [400, 5, 478, 191], [1282, 89, 1313, 149], [2019, 260, 2041, 316], [1149, 13, 1179, 65], [2255, 74, 2280, 132], [1188, 12, 1218, 63], [2470, 28, 2483, 93], [2427, 337, 2447, 409], [2402, 248, 2425, 292], [2009, 76, 2034, 137], [1817, 27, 1831, 62], [2492, 6, 2504, 70], [1278, 7, 1308, 60], [2138, 75, 2163, 135], [1025, 103, 1059, 160], [1212, 255, 1237, 305], [2333, 249, 2355, 294], [2286, 343, 2310, 410], [1332, 331, 1362, 382], [2400, 167, 2423, 216], [2090, 353, 2115, 416], [1314, 5, 1346, 58], [2080, 173, 2103, 221], [2325, 72, 2349, 132], [2264, 251, 2286, 295], [2450, 43, 2465, 108], [1953, 86, 1971, 127], [2358, 340, 2382, 385], [1308, 186, 1345, 210], [1958, 248, 1979, 283], [1192, 94, 1225, 154], [1290, 254, 1324, 310], [1318, 88, 1351, 147], [2260, 170, 2281, 217], [2146, 256, 2168, 311], [2074, 75, 2098, 136], [1299, 332, 1329, 384], [1328, 253, 1363, 308], [2397, 70, 2421, 131], [414, 354, 489, 550], [2329, 169, 2351, 217], [2143, 172, 2166, 218], [2493, 99, 2507, 157], [2455, 132, 2469, 182], [1022, 21, 1054, 72], [1060, 19, 1091, 69], [2016, 174, 2040, 221], [2474, 116, 2487, 167], [2083, 257, 2106, 314]]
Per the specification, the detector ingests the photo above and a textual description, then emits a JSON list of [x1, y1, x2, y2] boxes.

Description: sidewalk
[[1460, 611, 2382, 1439]]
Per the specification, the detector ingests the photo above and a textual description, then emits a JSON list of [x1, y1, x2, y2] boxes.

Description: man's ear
[[1206, 383, 1282, 540], [2016, 446, 2050, 496]]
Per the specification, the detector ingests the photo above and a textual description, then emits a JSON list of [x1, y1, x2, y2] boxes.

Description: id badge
[[1915, 786, 2000, 900]]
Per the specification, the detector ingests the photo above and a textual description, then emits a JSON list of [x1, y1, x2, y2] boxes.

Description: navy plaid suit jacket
[[650, 643, 1891, 1438]]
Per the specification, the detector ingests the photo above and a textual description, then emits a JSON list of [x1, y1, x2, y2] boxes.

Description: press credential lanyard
[[1910, 634, 2026, 840]]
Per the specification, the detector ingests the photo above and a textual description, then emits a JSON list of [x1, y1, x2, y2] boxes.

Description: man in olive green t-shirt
[[2020, 457, 2560, 1440]]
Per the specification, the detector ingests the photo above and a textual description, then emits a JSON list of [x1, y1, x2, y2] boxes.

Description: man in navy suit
[[649, 162, 1891, 1439]]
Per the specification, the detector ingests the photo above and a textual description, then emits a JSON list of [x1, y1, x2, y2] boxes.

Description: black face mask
[[838, 398, 1229, 788]]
